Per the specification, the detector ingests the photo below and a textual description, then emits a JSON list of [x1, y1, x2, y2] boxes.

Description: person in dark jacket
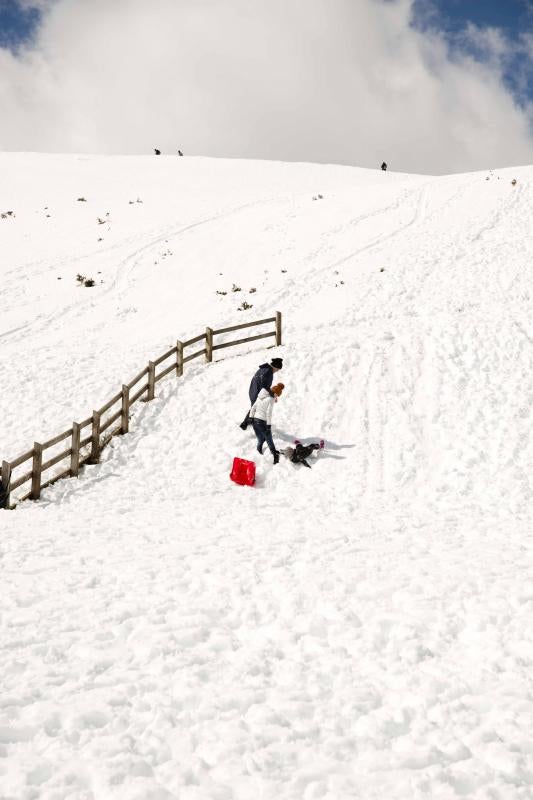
[[240, 357, 283, 430], [381, 161, 387, 171]]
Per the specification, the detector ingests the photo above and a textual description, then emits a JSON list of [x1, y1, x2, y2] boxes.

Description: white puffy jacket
[[249, 388, 276, 425]]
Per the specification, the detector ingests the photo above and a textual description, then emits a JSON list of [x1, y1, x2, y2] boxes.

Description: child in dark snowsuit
[[283, 442, 321, 468], [240, 357, 283, 430]]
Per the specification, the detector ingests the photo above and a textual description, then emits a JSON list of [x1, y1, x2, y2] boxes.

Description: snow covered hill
[[1, 154, 532, 799]]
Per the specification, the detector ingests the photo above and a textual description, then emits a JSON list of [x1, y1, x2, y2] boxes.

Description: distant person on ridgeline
[[154, 148, 161, 155], [250, 383, 285, 464], [381, 161, 387, 171], [240, 357, 283, 430], [178, 150, 184, 156]]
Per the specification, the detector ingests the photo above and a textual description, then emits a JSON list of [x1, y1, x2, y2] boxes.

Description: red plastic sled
[[230, 457, 256, 486]]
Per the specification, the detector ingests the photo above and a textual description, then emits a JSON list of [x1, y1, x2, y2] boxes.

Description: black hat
[[271, 358, 283, 369]]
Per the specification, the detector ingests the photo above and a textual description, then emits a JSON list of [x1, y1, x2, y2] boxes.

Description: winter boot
[[273, 451, 280, 465]]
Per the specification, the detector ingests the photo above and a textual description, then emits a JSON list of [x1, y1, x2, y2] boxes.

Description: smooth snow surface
[[1, 154, 532, 799]]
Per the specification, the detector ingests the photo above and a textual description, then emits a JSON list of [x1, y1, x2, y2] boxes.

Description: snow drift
[[1, 154, 532, 799]]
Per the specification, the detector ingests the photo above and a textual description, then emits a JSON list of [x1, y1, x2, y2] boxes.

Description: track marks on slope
[[358, 334, 430, 500], [343, 307, 531, 511], [274, 182, 433, 318], [0, 197, 274, 346]]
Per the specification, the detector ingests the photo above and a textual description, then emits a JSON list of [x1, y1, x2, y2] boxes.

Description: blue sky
[[413, 0, 533, 33], [412, 0, 533, 102], [0, 0, 41, 49]]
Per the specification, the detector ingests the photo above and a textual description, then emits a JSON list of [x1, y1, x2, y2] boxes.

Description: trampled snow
[[1, 154, 532, 799]]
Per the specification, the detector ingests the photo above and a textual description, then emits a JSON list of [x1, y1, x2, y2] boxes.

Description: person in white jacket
[[249, 383, 284, 464]]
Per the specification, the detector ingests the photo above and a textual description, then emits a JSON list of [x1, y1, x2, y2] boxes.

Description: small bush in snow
[[238, 300, 253, 311], [77, 197, 87, 202], [84, 279, 96, 288], [249, 287, 256, 293], [231, 283, 241, 292], [76, 274, 86, 283], [216, 290, 227, 296]]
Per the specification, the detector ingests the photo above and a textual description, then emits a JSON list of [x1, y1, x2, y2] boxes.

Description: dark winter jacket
[[282, 442, 320, 469], [248, 363, 274, 404]]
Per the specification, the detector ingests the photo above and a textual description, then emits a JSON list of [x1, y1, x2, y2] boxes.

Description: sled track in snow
[[274, 182, 433, 315], [0, 197, 276, 346]]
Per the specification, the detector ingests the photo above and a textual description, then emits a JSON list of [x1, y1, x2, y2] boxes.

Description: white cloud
[[1, 0, 532, 173]]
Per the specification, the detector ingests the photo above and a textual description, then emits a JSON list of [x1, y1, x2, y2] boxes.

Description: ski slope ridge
[[1, 154, 532, 800]]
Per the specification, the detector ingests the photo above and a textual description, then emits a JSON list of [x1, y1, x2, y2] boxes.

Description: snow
[[1, 154, 532, 799]]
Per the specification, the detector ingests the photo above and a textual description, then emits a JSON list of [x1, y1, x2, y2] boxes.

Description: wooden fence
[[1, 312, 282, 510]]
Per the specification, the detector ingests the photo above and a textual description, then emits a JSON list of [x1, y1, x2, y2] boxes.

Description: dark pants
[[252, 419, 276, 455], [240, 389, 259, 430]]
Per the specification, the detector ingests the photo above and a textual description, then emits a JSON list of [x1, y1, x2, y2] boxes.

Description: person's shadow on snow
[[275, 429, 354, 460]]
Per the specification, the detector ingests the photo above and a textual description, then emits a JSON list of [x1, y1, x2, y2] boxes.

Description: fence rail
[[1, 311, 282, 510]]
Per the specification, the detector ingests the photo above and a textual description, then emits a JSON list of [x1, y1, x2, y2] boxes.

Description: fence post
[[89, 411, 101, 463], [176, 340, 184, 377], [70, 423, 81, 477], [30, 443, 43, 500], [145, 361, 156, 401], [1, 460, 11, 509], [121, 385, 130, 434], [275, 311, 282, 347], [206, 327, 213, 362]]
